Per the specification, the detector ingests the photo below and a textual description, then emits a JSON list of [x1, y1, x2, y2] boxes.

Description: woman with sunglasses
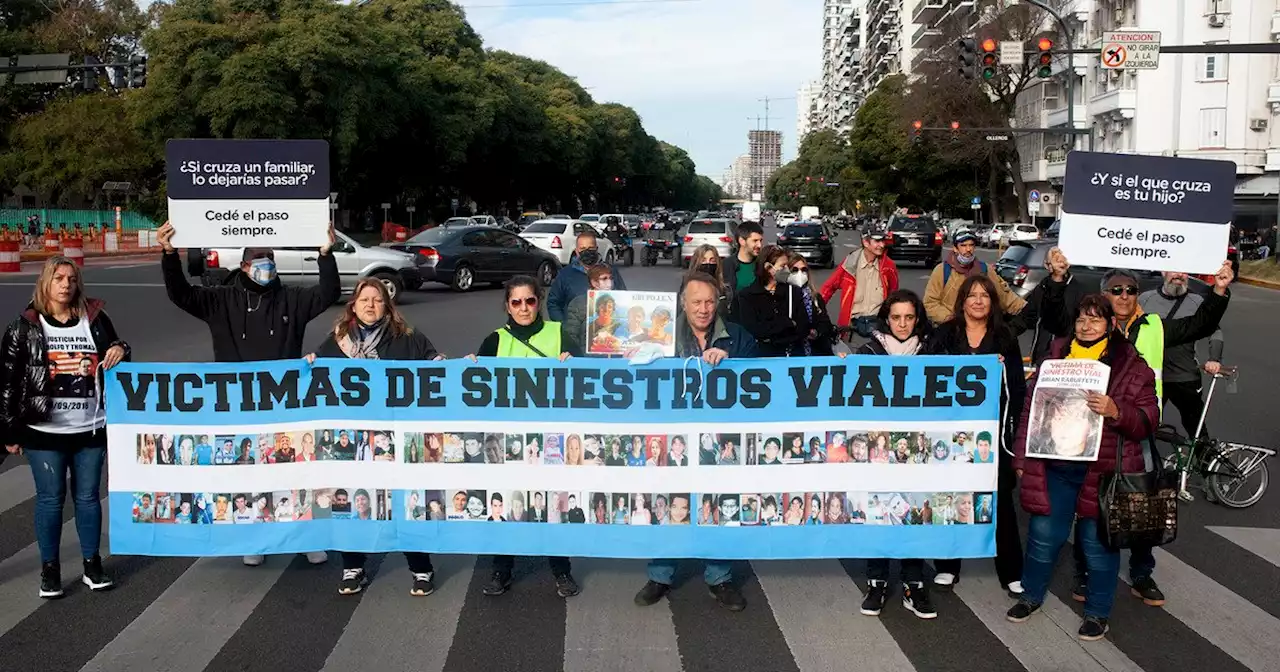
[[471, 275, 579, 599], [786, 251, 836, 356]]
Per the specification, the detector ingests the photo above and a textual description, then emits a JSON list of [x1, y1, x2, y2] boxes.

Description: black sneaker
[[338, 568, 367, 595], [860, 581, 889, 616], [1072, 575, 1087, 603], [1005, 599, 1041, 623], [902, 582, 937, 620], [483, 572, 512, 596], [709, 581, 747, 612], [82, 555, 115, 592], [634, 580, 670, 606], [555, 573, 580, 598], [39, 561, 64, 600], [1078, 616, 1110, 641], [410, 572, 435, 597], [1130, 576, 1165, 606]]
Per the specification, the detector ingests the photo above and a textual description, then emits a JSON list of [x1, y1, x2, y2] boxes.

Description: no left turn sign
[[1102, 44, 1127, 68]]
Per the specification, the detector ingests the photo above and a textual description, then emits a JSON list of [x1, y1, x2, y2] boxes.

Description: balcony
[[912, 0, 947, 25], [1271, 12, 1280, 41], [1090, 87, 1137, 119], [1046, 149, 1068, 180], [1023, 159, 1049, 184], [911, 23, 943, 49], [1046, 105, 1087, 128], [1269, 82, 1280, 109]]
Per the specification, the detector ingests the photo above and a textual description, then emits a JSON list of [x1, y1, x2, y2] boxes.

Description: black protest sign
[[1058, 151, 1235, 275], [165, 139, 331, 248]]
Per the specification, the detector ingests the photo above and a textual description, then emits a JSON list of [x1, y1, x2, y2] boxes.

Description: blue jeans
[[647, 559, 732, 586], [1021, 463, 1121, 618], [27, 446, 105, 563]]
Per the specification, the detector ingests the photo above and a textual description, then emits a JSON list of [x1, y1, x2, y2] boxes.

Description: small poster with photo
[[826, 431, 850, 463], [482, 433, 505, 464], [442, 433, 465, 463], [273, 490, 296, 521], [974, 492, 994, 524], [781, 433, 806, 463], [292, 490, 314, 521], [173, 493, 196, 523], [631, 493, 657, 525], [505, 434, 525, 463], [370, 431, 396, 462], [1026, 359, 1111, 462], [137, 434, 157, 464], [715, 493, 742, 526], [696, 494, 719, 525], [610, 492, 631, 525], [643, 435, 667, 466], [758, 436, 784, 465], [561, 491, 587, 523], [461, 489, 487, 521], [651, 493, 672, 524], [445, 490, 470, 520], [953, 492, 975, 524], [846, 492, 868, 524], [666, 435, 691, 466], [881, 492, 912, 525], [543, 434, 565, 465], [930, 493, 958, 525], [251, 493, 274, 522], [865, 493, 890, 525], [822, 492, 849, 524], [211, 493, 233, 523], [132, 492, 156, 522], [665, 493, 692, 525], [805, 434, 826, 463], [526, 491, 550, 522], [588, 492, 611, 524], [867, 432, 891, 463], [268, 432, 296, 463], [907, 493, 933, 525], [743, 434, 758, 466], [715, 433, 742, 466], [803, 493, 824, 525], [780, 493, 808, 525], [586, 290, 678, 357], [487, 490, 514, 522], [848, 433, 870, 463], [524, 434, 544, 465], [759, 493, 786, 526], [740, 493, 761, 525]]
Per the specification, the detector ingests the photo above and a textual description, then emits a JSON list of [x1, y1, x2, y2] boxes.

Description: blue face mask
[[248, 258, 276, 286]]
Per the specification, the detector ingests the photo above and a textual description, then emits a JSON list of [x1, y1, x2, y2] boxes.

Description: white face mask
[[787, 271, 809, 288], [596, 279, 613, 290]]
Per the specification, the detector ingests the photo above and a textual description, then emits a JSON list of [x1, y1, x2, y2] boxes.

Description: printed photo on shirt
[[252, 492, 274, 523], [630, 493, 657, 525], [136, 433, 157, 464], [758, 435, 784, 465], [930, 493, 960, 525], [610, 492, 630, 525], [974, 492, 994, 524], [781, 433, 806, 464], [696, 493, 719, 526], [805, 434, 826, 463], [950, 431, 974, 463], [845, 492, 868, 524], [906, 493, 933, 525], [504, 434, 525, 463], [715, 433, 742, 466], [154, 434, 176, 465], [780, 493, 808, 525], [174, 493, 197, 524], [481, 433, 505, 464], [524, 490, 550, 522], [47, 347, 97, 399], [665, 435, 690, 466], [804, 492, 825, 525], [132, 492, 156, 523], [665, 493, 692, 525], [866, 431, 890, 463], [542, 433, 565, 465], [826, 431, 850, 463], [743, 434, 758, 466], [523, 434, 544, 465], [739, 493, 761, 525], [442, 433, 465, 463]]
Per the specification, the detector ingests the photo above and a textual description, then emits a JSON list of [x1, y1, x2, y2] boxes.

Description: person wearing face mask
[[821, 226, 900, 338], [563, 265, 617, 357], [681, 244, 733, 319], [158, 221, 338, 568], [736, 246, 811, 357], [787, 252, 836, 356], [546, 230, 627, 323], [924, 230, 1025, 325]]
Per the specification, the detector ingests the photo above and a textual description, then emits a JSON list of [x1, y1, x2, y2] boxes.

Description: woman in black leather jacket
[[1, 257, 129, 600]]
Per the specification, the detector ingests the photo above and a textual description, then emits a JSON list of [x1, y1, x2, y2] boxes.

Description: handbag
[[1097, 408, 1179, 550]]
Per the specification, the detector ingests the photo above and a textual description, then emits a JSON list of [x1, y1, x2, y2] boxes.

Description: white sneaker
[[305, 551, 329, 565], [933, 572, 956, 587], [1006, 580, 1024, 597], [242, 555, 265, 566]]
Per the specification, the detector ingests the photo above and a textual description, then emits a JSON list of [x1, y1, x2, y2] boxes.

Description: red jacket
[[819, 253, 899, 327], [1013, 337, 1159, 519]]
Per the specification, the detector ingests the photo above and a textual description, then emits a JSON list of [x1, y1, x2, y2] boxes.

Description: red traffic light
[[980, 38, 998, 53], [1038, 37, 1054, 51], [950, 121, 961, 130], [912, 120, 923, 130], [1039, 53, 1052, 66]]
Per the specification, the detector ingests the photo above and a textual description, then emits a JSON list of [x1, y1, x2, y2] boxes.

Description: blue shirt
[[195, 443, 213, 466]]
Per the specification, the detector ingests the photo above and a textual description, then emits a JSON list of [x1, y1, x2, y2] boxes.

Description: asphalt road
[[0, 245, 1276, 672]]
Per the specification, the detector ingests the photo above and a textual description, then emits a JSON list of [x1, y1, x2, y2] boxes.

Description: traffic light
[[81, 55, 101, 92], [1036, 37, 1054, 78], [127, 55, 147, 88], [957, 38, 977, 80], [950, 120, 961, 142], [980, 38, 998, 80], [910, 120, 923, 144]]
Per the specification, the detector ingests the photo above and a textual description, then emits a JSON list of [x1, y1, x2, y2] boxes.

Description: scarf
[[1068, 336, 1108, 361], [338, 317, 386, 359], [945, 250, 980, 278], [872, 330, 921, 355], [799, 287, 815, 357]]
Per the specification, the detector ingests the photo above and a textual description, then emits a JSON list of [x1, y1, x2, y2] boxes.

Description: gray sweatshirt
[[1138, 289, 1224, 383]]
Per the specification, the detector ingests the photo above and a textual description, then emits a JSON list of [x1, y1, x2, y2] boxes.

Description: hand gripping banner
[[106, 356, 1002, 560]]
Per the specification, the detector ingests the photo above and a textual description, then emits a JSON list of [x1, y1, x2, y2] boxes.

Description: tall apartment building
[[909, 0, 978, 71], [797, 80, 822, 143], [1008, 0, 1280, 228], [817, 0, 865, 135], [862, 0, 916, 95], [748, 130, 783, 197], [721, 155, 753, 199]]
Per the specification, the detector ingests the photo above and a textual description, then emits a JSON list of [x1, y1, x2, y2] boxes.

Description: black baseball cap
[[241, 248, 275, 263]]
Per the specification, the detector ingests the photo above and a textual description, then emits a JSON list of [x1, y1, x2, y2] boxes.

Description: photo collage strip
[[130, 490, 394, 524], [136, 429, 396, 465], [403, 491, 994, 526]]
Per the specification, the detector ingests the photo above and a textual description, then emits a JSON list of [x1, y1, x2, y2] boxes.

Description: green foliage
[[1, 0, 716, 219]]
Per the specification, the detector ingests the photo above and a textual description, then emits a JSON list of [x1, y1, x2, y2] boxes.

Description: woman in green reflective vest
[[471, 275, 579, 598]]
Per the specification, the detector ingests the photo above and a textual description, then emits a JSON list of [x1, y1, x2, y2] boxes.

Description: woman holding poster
[[563, 265, 615, 357], [1008, 294, 1159, 641], [854, 289, 937, 620], [927, 274, 1026, 599], [306, 277, 444, 598], [2, 256, 130, 599], [471, 275, 580, 600]]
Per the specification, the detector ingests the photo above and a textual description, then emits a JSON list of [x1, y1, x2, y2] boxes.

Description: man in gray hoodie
[[1138, 271, 1225, 438]]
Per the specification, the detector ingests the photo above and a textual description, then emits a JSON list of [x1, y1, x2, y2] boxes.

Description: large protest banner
[[107, 356, 1001, 560]]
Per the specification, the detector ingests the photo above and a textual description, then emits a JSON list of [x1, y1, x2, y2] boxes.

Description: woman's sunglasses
[[509, 296, 539, 308], [1106, 285, 1139, 296]]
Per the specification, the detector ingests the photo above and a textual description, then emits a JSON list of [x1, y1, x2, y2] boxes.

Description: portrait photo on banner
[[585, 290, 677, 357], [1025, 359, 1112, 462]]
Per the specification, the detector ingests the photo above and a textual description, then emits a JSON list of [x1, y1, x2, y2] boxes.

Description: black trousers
[[935, 460, 1023, 585], [342, 551, 433, 574], [867, 558, 924, 584], [492, 555, 571, 577], [1165, 378, 1209, 439]]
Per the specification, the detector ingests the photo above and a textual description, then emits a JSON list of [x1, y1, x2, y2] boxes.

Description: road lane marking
[[1207, 526, 1280, 568], [563, 558, 682, 672]]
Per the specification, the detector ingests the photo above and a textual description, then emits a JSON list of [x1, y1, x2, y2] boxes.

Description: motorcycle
[[606, 228, 635, 266], [640, 227, 681, 267]]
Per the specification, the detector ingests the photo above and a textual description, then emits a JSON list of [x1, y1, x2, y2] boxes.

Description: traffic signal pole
[[1022, 0, 1078, 151]]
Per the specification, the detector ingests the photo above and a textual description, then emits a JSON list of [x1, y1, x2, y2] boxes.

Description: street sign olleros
[[1101, 31, 1161, 70]]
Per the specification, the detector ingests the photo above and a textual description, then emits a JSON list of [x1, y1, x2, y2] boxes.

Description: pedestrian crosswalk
[[0, 457, 1278, 672]]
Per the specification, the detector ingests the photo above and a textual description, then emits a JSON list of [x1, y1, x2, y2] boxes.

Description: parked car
[[468, 215, 498, 227], [996, 240, 1170, 299], [390, 225, 560, 292], [578, 214, 602, 228], [981, 223, 1014, 248], [884, 213, 944, 267], [441, 216, 472, 228], [777, 221, 836, 268], [546, 214, 573, 220], [776, 212, 797, 227], [518, 219, 615, 266], [680, 218, 737, 266], [1008, 223, 1041, 243], [190, 231, 420, 301], [518, 212, 547, 229]]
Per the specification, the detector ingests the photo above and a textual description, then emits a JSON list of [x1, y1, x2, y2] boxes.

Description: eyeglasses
[[509, 296, 539, 308], [1107, 285, 1139, 296]]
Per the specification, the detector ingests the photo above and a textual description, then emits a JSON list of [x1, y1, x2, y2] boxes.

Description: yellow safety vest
[[496, 322, 563, 358], [1130, 314, 1165, 406]]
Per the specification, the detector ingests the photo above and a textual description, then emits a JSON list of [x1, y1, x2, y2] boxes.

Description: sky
[[456, 0, 823, 180]]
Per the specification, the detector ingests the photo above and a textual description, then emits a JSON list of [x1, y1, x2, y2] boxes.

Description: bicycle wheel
[[1205, 445, 1270, 508]]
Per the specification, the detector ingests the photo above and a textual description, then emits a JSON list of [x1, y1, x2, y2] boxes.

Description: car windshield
[[407, 228, 457, 245], [580, 214, 600, 221], [995, 223, 1013, 231], [443, 217, 470, 226], [786, 224, 824, 236], [522, 221, 567, 234], [890, 216, 935, 232], [998, 244, 1042, 267], [469, 216, 489, 223], [687, 221, 728, 233]]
